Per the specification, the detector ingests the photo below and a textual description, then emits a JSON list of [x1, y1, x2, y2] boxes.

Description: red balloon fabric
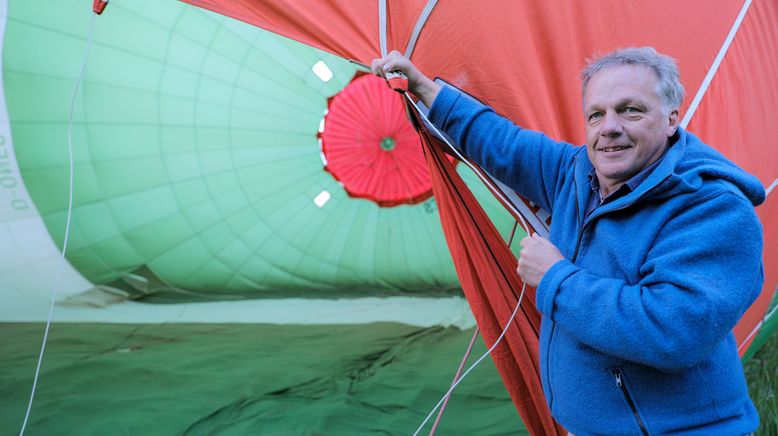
[[180, 1, 778, 433], [319, 73, 431, 207], [412, 109, 565, 434]]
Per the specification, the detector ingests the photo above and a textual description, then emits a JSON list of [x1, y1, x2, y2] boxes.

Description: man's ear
[[667, 109, 680, 136]]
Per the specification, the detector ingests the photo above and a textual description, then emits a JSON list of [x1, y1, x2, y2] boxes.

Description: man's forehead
[[583, 65, 660, 106]]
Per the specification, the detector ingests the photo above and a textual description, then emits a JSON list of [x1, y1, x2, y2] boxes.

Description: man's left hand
[[517, 234, 565, 288]]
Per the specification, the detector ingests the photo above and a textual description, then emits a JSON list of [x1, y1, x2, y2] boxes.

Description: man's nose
[[600, 111, 623, 137]]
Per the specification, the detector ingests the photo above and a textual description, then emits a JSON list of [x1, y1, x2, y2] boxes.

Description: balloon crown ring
[[380, 137, 396, 151]]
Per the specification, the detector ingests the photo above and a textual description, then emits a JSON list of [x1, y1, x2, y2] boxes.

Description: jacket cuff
[[428, 85, 461, 126], [536, 259, 578, 320]]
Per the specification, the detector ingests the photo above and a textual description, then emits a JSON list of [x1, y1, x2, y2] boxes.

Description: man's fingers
[[521, 233, 547, 247], [371, 51, 402, 78], [370, 59, 382, 77]]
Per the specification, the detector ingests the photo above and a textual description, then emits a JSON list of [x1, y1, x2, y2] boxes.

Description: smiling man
[[373, 47, 765, 435], [583, 63, 679, 199]]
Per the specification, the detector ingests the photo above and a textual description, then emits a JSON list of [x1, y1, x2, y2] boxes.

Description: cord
[[19, 11, 96, 436], [404, 93, 532, 436], [413, 282, 528, 436]]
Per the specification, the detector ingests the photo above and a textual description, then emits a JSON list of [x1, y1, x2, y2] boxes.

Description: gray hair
[[580, 47, 685, 113]]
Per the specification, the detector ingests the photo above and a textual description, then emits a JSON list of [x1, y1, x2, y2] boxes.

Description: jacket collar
[[573, 128, 688, 223]]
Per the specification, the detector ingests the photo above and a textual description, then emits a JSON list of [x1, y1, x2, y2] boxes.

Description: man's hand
[[371, 51, 441, 107], [517, 234, 565, 288]]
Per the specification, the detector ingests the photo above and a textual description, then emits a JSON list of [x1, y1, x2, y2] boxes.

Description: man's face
[[582, 65, 679, 195]]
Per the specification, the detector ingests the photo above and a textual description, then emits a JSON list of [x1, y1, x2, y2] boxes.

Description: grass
[[745, 331, 777, 435]]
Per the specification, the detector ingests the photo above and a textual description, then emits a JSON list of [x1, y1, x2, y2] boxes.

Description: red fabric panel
[[683, 0, 778, 351], [182, 1, 740, 138], [412, 112, 564, 435]]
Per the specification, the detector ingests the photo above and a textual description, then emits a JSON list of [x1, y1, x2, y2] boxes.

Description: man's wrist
[[414, 78, 441, 108]]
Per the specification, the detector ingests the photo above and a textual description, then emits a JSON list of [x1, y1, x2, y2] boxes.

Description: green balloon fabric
[[1, 0, 518, 300], [0, 2, 526, 434]]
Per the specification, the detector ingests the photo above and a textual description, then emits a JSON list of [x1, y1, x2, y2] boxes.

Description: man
[[372, 47, 764, 435]]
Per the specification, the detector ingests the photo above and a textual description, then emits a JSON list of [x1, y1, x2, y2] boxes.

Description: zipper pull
[[612, 369, 623, 387]]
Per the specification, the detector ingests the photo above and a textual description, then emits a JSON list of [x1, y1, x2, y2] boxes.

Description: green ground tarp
[[0, 323, 525, 435]]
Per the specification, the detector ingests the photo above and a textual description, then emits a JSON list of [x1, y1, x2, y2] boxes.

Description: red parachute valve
[[93, 0, 108, 15]]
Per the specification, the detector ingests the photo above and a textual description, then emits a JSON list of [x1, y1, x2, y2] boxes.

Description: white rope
[[681, 0, 752, 128], [19, 11, 95, 436], [405, 94, 534, 435], [413, 282, 528, 436]]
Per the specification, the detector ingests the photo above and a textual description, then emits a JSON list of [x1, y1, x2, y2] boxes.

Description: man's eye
[[624, 106, 641, 113], [589, 112, 603, 121]]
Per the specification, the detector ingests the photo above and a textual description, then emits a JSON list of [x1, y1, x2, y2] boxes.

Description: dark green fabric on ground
[[0, 323, 525, 435]]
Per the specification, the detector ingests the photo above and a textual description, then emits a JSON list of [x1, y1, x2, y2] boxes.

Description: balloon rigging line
[[403, 91, 531, 436], [378, 0, 388, 57], [413, 281, 528, 436], [19, 11, 96, 436], [428, 326, 479, 436], [403, 0, 438, 58], [428, 221, 520, 436]]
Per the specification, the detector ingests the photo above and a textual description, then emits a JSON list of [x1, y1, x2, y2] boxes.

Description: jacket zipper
[[571, 161, 672, 436], [611, 369, 649, 436]]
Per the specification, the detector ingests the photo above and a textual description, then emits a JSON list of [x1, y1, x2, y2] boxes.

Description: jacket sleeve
[[428, 85, 577, 213], [536, 190, 764, 373]]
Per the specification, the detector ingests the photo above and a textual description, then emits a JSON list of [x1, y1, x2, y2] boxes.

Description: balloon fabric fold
[[414, 110, 565, 434], [181, 0, 778, 432]]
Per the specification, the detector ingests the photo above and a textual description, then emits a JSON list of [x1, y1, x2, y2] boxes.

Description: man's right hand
[[371, 51, 441, 108]]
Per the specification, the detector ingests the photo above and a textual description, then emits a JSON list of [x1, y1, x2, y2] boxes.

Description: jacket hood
[[662, 128, 766, 206]]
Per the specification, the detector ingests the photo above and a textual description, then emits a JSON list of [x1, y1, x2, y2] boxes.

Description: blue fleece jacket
[[429, 86, 765, 435]]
